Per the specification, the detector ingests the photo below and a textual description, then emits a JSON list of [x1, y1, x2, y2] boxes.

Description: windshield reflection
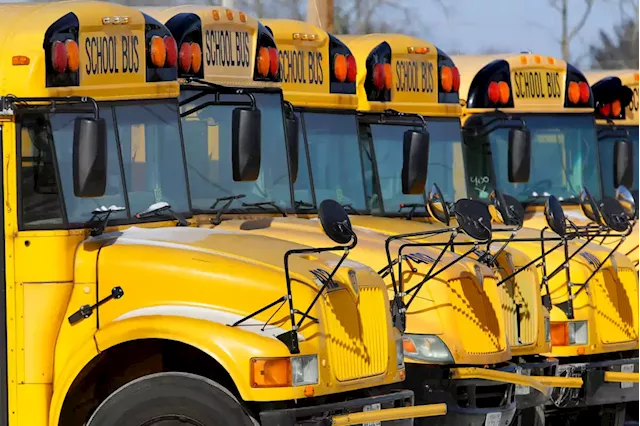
[[370, 118, 466, 213], [466, 114, 601, 203], [598, 126, 639, 196], [180, 91, 293, 211]]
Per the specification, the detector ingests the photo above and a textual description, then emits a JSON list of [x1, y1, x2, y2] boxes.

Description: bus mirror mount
[[285, 115, 299, 183], [402, 130, 429, 195], [508, 128, 531, 183], [232, 107, 261, 182], [73, 117, 107, 198], [614, 139, 633, 189]]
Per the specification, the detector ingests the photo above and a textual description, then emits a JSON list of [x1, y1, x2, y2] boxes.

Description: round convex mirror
[[599, 197, 629, 232], [615, 185, 637, 219], [490, 190, 525, 226], [426, 183, 450, 226], [318, 199, 353, 244], [580, 187, 601, 223], [454, 199, 492, 241], [545, 195, 566, 237]]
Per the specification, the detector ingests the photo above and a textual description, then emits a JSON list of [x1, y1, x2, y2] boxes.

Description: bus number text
[[84, 35, 140, 75], [513, 71, 561, 99], [279, 50, 323, 85]]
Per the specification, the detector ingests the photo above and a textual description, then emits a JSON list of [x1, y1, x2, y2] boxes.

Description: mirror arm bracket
[[462, 113, 526, 138]]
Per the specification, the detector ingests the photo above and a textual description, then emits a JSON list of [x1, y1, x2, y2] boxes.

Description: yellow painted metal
[[451, 367, 550, 395], [331, 403, 447, 425], [604, 371, 639, 384], [535, 375, 583, 388]]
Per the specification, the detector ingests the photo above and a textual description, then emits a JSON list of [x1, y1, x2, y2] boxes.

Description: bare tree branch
[[567, 0, 595, 41]]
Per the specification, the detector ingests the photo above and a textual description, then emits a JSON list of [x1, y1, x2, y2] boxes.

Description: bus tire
[[87, 371, 257, 426]]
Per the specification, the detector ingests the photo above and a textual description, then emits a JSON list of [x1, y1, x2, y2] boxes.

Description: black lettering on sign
[[84, 35, 139, 76], [513, 71, 560, 99], [395, 60, 434, 93], [279, 49, 323, 84], [204, 30, 250, 68]]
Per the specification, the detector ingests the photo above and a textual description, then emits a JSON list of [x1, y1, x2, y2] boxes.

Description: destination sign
[[511, 69, 563, 105], [203, 26, 253, 79], [392, 57, 438, 103], [80, 29, 144, 85]]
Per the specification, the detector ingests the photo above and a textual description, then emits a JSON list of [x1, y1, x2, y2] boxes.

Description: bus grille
[[498, 267, 536, 347], [323, 287, 388, 382], [449, 277, 504, 354]]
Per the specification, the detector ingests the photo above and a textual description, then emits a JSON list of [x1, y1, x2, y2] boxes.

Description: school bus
[[455, 53, 639, 423], [586, 69, 639, 269], [0, 2, 447, 426], [329, 33, 576, 426], [142, 9, 555, 426]]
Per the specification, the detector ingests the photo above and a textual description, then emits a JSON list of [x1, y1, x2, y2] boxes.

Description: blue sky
[[418, 0, 629, 68]]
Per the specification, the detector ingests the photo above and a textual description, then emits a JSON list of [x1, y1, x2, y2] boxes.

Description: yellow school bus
[[143, 9, 553, 426], [336, 33, 574, 426], [456, 53, 639, 423], [0, 2, 444, 426], [586, 70, 639, 269], [260, 24, 566, 426]]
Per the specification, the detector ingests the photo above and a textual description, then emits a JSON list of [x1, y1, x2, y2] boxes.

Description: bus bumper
[[548, 357, 639, 408], [259, 389, 447, 426]]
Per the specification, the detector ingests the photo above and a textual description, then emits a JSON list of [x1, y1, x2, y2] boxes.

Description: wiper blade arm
[[89, 205, 125, 237], [294, 200, 315, 210], [341, 203, 361, 215], [136, 202, 188, 227], [242, 201, 287, 217], [210, 194, 246, 225], [398, 203, 425, 220]]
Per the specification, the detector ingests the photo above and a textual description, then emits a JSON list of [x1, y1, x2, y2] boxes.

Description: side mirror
[[614, 139, 633, 189], [318, 199, 354, 245], [401, 130, 429, 194], [490, 189, 525, 226], [285, 115, 299, 183], [73, 117, 107, 198], [616, 185, 637, 219], [579, 187, 601, 223], [455, 199, 492, 241], [232, 107, 261, 182], [508, 128, 531, 183], [544, 195, 566, 237], [426, 183, 450, 226]]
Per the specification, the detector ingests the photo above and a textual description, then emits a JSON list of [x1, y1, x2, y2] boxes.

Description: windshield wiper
[[242, 201, 287, 217], [398, 203, 425, 220], [294, 200, 315, 211], [210, 194, 246, 225], [136, 202, 188, 227], [89, 205, 126, 237], [341, 203, 361, 215]]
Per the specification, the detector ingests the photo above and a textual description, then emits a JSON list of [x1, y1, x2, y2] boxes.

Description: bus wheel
[[87, 372, 257, 426]]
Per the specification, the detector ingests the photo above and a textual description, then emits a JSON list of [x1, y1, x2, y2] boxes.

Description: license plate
[[621, 364, 634, 389], [362, 403, 381, 426], [515, 368, 531, 395], [485, 411, 502, 426]]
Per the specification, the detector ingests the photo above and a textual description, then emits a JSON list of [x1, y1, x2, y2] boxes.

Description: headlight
[[544, 316, 551, 342], [402, 334, 453, 363], [568, 321, 588, 345], [291, 355, 319, 386], [396, 338, 405, 368]]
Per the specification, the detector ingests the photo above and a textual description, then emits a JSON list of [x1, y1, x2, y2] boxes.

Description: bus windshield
[[295, 111, 366, 210], [598, 126, 639, 196], [19, 100, 189, 228], [466, 113, 601, 203], [369, 118, 467, 213], [180, 91, 294, 212]]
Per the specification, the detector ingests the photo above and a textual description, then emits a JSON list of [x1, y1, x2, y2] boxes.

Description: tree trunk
[[561, 0, 570, 61]]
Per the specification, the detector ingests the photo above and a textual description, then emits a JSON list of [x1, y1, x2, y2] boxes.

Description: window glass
[[293, 111, 314, 207]]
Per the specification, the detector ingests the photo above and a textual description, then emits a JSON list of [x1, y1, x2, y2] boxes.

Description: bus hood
[[215, 217, 509, 364]]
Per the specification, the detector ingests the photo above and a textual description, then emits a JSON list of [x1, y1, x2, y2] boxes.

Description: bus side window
[[19, 117, 64, 227]]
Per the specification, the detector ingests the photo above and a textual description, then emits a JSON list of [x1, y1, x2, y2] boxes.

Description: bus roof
[[143, 6, 280, 89], [586, 69, 638, 126], [454, 53, 593, 114], [262, 19, 358, 110], [343, 33, 461, 117], [0, 1, 178, 101]]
